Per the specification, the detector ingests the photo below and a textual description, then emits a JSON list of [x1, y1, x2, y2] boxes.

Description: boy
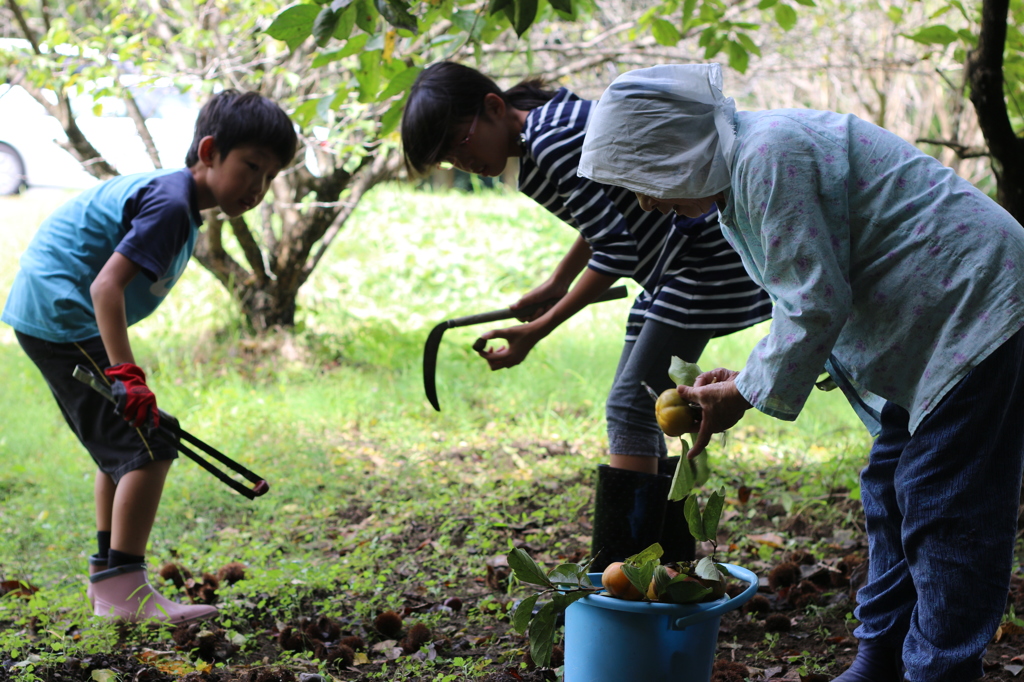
[[2, 89, 297, 624]]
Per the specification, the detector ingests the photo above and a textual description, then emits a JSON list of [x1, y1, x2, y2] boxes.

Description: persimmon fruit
[[601, 562, 643, 601], [647, 565, 679, 601], [655, 389, 696, 437]]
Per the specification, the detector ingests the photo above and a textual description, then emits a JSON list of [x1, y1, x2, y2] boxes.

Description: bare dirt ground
[[2, 449, 1022, 682]]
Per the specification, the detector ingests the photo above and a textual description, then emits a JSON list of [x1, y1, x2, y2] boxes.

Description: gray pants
[[605, 319, 713, 457]]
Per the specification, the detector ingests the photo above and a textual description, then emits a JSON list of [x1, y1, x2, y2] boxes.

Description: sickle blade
[[422, 322, 449, 411]]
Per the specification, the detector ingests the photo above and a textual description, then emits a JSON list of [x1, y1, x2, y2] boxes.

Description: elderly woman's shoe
[[832, 637, 903, 681]]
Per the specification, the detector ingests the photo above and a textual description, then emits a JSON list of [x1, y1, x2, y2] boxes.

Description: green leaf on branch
[[651, 17, 681, 46], [621, 561, 655, 596], [511, 593, 539, 633], [510, 0, 539, 37], [375, 0, 418, 33], [378, 95, 407, 136], [727, 43, 748, 75], [702, 488, 726, 543], [379, 65, 421, 100], [528, 602, 558, 667], [664, 576, 712, 603], [668, 454, 696, 501], [451, 9, 486, 40], [684, 494, 706, 542], [668, 357, 701, 387], [313, 7, 340, 47], [488, 0, 514, 15], [757, 0, 778, 8], [625, 542, 663, 565], [356, 50, 382, 102], [333, 4, 357, 40], [508, 547, 553, 587], [774, 3, 797, 31], [311, 32, 368, 66], [548, 0, 573, 13], [267, 4, 321, 50], [354, 0, 378, 32], [681, 0, 699, 29], [547, 562, 585, 586], [694, 555, 723, 581], [903, 24, 959, 46], [735, 31, 761, 57], [551, 588, 593, 609]]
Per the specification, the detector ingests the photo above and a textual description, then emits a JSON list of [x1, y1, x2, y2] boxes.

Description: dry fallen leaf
[[748, 533, 786, 548]]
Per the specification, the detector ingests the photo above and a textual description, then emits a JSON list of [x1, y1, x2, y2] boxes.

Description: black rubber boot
[[590, 464, 670, 572], [833, 638, 904, 682], [657, 457, 696, 563]]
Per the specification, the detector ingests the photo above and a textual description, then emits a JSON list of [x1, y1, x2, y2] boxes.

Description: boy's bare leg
[[109, 460, 172, 556]]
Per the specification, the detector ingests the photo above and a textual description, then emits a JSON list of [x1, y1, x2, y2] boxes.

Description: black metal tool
[[72, 365, 270, 500], [422, 285, 630, 411]]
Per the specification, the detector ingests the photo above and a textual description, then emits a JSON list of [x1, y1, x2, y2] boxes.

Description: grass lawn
[[4, 184, 1006, 681]]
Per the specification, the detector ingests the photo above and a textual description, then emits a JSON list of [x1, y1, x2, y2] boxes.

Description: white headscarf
[[578, 63, 737, 199]]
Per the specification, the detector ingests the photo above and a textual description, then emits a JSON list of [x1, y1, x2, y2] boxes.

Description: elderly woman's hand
[[676, 370, 751, 459]]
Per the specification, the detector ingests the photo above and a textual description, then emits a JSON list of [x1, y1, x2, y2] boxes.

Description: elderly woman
[[578, 63, 1024, 682]]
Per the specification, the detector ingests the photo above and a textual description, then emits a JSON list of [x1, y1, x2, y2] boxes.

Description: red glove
[[105, 363, 159, 430]]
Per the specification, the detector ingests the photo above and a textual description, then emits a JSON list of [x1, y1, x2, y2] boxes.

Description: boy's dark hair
[[185, 90, 298, 168], [401, 62, 558, 175]]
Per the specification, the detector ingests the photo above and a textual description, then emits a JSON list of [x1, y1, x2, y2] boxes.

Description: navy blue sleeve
[[116, 171, 196, 281]]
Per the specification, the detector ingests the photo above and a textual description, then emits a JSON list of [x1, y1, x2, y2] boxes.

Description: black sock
[[96, 531, 111, 560], [107, 549, 145, 568]]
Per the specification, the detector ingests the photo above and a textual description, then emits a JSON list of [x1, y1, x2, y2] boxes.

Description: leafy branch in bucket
[[505, 549, 599, 667], [506, 488, 730, 668]]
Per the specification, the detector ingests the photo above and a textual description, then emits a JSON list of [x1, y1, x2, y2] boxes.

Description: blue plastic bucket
[[563, 564, 758, 682]]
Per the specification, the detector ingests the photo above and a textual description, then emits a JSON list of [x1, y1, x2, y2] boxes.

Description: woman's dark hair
[[185, 90, 298, 168], [401, 62, 557, 175]]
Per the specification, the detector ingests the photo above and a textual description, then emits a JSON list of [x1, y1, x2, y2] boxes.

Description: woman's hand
[[475, 322, 545, 369], [676, 369, 751, 459], [694, 367, 740, 387]]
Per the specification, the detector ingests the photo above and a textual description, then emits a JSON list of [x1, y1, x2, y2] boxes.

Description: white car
[[0, 80, 199, 195]]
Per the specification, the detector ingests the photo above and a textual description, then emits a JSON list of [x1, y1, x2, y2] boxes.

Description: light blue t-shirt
[[719, 109, 1024, 434], [2, 168, 201, 343]]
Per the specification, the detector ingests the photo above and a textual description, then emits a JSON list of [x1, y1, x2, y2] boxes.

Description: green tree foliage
[[0, 0, 811, 330]]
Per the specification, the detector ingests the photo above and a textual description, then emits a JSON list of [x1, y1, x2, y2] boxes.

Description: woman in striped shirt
[[401, 62, 771, 569]]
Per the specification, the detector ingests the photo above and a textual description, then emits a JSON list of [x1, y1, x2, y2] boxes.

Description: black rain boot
[[833, 637, 904, 682], [657, 457, 697, 564], [590, 464, 671, 572]]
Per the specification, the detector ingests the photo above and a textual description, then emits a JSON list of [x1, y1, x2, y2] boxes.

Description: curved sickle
[[422, 285, 629, 411]]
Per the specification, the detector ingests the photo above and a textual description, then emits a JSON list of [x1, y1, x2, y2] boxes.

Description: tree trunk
[[965, 0, 1024, 222], [192, 148, 400, 332]]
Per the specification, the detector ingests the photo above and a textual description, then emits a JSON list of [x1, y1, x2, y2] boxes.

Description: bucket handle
[[671, 564, 759, 631]]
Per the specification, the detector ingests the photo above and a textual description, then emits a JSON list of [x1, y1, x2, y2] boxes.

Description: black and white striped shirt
[[518, 88, 772, 340]]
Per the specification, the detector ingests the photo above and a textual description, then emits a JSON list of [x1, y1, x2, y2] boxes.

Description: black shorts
[[15, 331, 177, 483]]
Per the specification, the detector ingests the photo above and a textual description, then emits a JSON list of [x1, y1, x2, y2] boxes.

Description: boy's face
[[202, 140, 284, 218]]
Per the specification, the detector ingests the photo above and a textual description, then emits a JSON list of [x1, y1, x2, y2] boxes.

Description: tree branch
[[121, 85, 162, 169], [6, 0, 40, 54], [303, 149, 400, 279], [916, 138, 990, 158], [193, 211, 250, 291], [228, 215, 270, 286], [965, 0, 1022, 164]]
